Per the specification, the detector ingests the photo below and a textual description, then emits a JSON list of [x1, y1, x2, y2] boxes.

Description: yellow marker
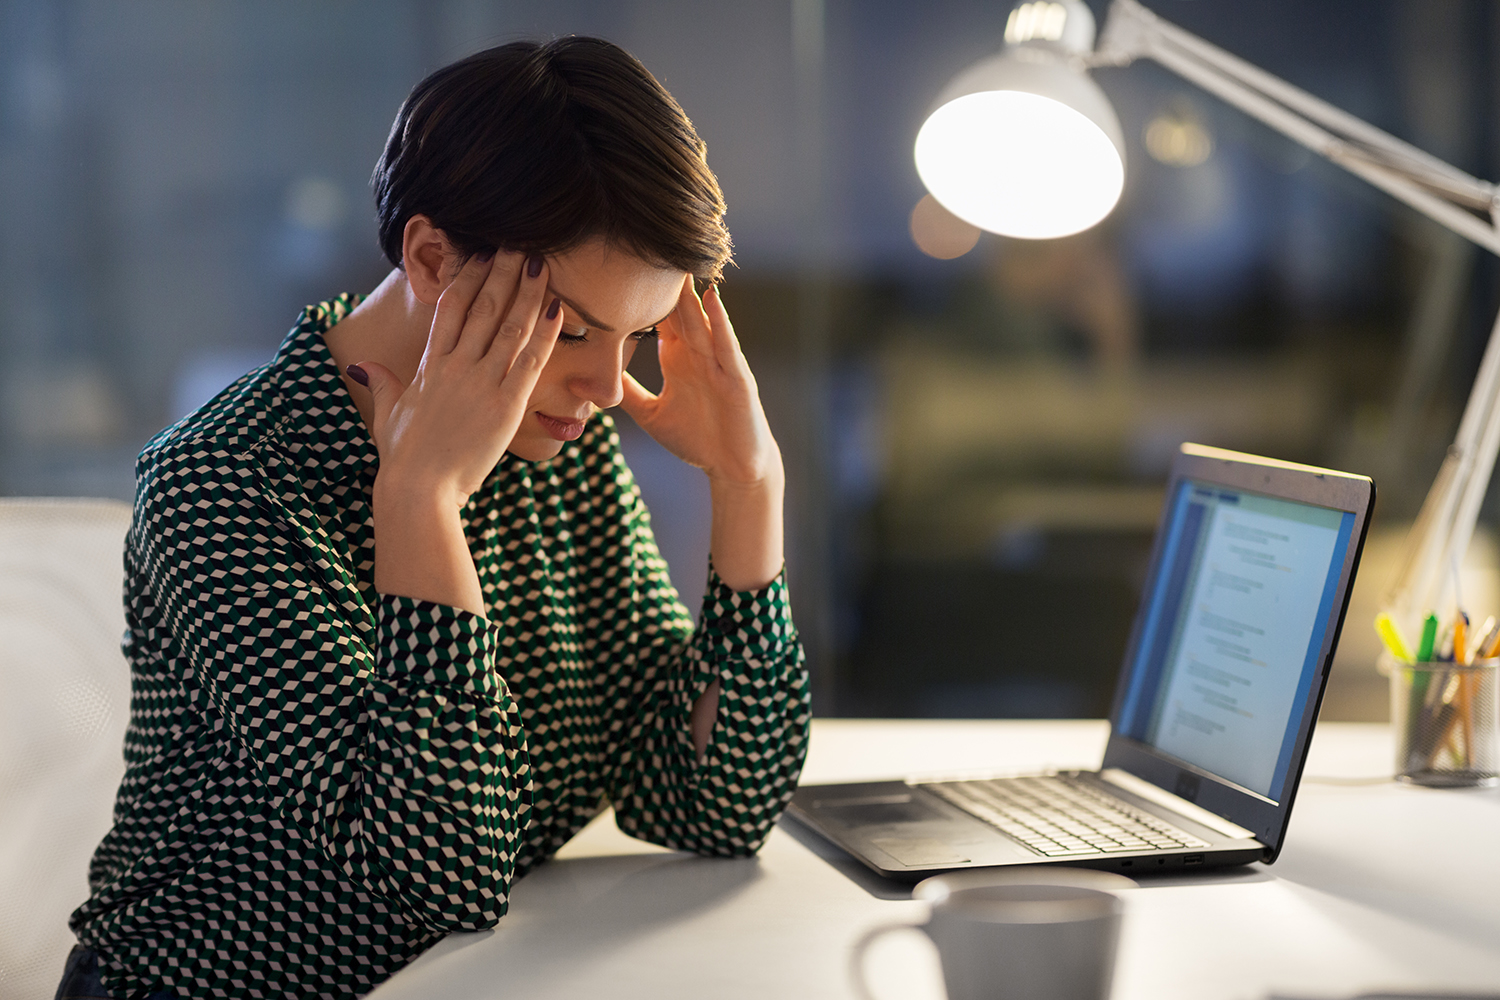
[[1375, 612, 1413, 663], [1455, 612, 1469, 666]]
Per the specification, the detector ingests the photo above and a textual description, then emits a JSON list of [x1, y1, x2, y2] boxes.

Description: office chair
[[0, 499, 132, 1000]]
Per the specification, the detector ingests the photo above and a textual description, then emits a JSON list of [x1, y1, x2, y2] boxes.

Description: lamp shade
[[915, 50, 1126, 239]]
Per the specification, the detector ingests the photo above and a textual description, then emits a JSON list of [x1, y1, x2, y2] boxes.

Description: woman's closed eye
[[557, 325, 659, 345]]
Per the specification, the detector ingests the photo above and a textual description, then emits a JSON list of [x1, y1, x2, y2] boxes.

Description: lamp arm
[[1096, 0, 1495, 207], [1089, 0, 1500, 623], [1092, 0, 1500, 254], [1145, 41, 1500, 255]]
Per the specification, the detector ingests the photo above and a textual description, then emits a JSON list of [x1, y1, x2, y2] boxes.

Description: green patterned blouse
[[71, 296, 811, 1000]]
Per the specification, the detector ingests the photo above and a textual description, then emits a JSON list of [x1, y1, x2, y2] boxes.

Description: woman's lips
[[535, 411, 589, 441]]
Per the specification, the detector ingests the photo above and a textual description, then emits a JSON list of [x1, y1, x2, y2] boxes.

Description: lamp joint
[[1094, 0, 1155, 66]]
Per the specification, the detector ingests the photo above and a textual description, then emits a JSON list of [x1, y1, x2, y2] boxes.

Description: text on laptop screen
[[1116, 480, 1355, 801]]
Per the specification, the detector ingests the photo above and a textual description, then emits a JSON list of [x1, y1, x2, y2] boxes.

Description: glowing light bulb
[[915, 89, 1124, 239]]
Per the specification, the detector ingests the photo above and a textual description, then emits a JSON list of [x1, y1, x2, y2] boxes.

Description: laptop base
[[787, 775, 1265, 882]]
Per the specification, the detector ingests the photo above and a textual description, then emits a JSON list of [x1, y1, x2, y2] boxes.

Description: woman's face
[[505, 238, 686, 462]]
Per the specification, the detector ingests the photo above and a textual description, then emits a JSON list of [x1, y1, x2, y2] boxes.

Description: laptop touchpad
[[870, 836, 971, 866], [817, 793, 941, 826]]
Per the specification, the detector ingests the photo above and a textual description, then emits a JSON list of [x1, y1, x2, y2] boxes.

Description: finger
[[453, 252, 527, 360], [619, 372, 659, 421], [428, 254, 496, 356], [345, 361, 407, 433], [668, 275, 716, 358], [656, 277, 692, 343], [496, 294, 563, 400], [702, 284, 749, 374], [482, 255, 551, 374]]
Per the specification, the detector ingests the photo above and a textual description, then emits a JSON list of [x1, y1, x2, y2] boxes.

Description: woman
[[61, 37, 809, 1000]]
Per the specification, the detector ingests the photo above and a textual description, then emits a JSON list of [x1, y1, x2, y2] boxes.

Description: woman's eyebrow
[[548, 290, 614, 332], [547, 289, 676, 333]]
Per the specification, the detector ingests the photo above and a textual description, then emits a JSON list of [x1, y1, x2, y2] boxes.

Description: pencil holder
[[1381, 656, 1499, 787]]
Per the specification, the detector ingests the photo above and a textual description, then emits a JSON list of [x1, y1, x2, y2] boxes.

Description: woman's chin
[[506, 434, 566, 462]]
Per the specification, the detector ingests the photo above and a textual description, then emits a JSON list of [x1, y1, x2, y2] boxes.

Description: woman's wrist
[[373, 463, 469, 511], [704, 435, 785, 493], [706, 468, 784, 502]]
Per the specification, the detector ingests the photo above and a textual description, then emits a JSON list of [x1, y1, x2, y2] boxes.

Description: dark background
[[3, 0, 1496, 722]]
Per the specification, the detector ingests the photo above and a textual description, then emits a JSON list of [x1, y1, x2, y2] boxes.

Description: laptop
[[789, 443, 1375, 880]]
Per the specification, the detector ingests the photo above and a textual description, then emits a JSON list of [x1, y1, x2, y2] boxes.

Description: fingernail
[[345, 364, 369, 387], [476, 250, 494, 263], [546, 297, 561, 320], [527, 254, 544, 279]]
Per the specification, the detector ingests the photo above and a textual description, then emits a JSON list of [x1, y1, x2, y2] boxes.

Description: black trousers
[[55, 945, 182, 1000]]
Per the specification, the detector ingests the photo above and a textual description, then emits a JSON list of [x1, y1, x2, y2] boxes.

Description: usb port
[[1184, 854, 1204, 865]]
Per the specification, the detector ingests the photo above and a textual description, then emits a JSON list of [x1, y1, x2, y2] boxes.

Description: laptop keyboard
[[923, 775, 1210, 858]]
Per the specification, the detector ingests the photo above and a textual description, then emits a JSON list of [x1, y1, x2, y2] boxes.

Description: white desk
[[370, 720, 1500, 999]]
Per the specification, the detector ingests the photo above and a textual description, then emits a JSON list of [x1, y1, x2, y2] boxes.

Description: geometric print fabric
[[70, 296, 811, 999]]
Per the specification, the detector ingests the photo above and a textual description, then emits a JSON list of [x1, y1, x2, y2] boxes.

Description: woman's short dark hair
[[373, 37, 732, 281]]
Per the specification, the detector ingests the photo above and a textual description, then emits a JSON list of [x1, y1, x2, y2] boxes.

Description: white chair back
[[0, 499, 132, 1000]]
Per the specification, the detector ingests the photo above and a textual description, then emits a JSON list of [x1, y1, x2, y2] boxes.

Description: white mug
[[851, 880, 1124, 1000]]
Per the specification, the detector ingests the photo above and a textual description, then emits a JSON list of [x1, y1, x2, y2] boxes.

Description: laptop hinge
[[1100, 768, 1258, 841]]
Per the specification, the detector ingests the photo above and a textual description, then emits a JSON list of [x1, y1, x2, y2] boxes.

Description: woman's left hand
[[620, 277, 782, 490]]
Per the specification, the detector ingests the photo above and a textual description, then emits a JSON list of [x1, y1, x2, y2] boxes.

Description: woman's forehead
[[547, 239, 686, 331]]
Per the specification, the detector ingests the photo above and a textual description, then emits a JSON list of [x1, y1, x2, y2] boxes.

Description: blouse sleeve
[[589, 437, 811, 855], [130, 439, 531, 930]]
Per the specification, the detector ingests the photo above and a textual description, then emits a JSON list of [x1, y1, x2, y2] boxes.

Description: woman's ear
[[400, 214, 454, 306]]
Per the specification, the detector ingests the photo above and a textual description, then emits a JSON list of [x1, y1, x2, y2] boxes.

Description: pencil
[[1482, 618, 1500, 660], [1459, 672, 1474, 768]]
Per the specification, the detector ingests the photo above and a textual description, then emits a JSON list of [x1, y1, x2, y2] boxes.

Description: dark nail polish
[[345, 364, 369, 387], [527, 254, 544, 279], [475, 250, 494, 263], [546, 297, 561, 320]]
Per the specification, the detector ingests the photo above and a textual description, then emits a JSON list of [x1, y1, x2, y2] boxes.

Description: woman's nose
[[568, 344, 626, 410]]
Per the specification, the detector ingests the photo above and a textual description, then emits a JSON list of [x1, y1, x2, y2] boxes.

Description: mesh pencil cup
[[1380, 654, 1499, 788]]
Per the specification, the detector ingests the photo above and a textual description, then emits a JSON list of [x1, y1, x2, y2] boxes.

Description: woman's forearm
[[694, 459, 784, 760], [373, 476, 486, 617], [707, 463, 785, 593]]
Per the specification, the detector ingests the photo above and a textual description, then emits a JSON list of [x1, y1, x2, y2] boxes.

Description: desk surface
[[370, 720, 1500, 1000]]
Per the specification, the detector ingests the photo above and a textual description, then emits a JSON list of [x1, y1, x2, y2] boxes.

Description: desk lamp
[[916, 0, 1500, 632]]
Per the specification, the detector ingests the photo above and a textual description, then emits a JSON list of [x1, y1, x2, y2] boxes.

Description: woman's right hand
[[349, 251, 562, 615], [354, 252, 563, 507]]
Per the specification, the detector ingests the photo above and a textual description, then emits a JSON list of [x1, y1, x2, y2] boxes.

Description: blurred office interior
[[2, 0, 1498, 722]]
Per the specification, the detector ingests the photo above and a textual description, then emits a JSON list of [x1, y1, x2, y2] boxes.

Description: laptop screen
[[1115, 479, 1356, 803]]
